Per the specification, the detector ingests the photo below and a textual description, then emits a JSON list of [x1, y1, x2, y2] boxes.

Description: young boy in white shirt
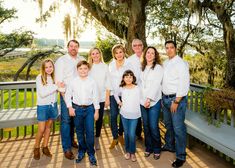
[[65, 60, 99, 166]]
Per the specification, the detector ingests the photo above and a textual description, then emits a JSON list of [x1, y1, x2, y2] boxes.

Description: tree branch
[[81, 0, 128, 39]]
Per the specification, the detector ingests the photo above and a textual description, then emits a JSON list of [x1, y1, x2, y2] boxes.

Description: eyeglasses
[[133, 44, 143, 47]]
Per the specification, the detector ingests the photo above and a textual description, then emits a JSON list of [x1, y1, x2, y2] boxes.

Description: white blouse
[[140, 64, 163, 107], [89, 62, 111, 102], [114, 86, 141, 119], [36, 74, 58, 106], [108, 59, 133, 95], [65, 76, 100, 109]]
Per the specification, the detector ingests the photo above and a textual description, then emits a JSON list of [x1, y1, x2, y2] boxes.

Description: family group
[[33, 39, 190, 168]]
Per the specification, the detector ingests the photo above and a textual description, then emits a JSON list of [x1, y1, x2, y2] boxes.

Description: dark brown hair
[[165, 40, 177, 48], [77, 60, 90, 69], [67, 39, 80, 47], [141, 46, 161, 71], [120, 70, 137, 87]]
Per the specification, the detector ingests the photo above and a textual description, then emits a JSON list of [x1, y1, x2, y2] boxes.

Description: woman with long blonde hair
[[88, 47, 111, 150]]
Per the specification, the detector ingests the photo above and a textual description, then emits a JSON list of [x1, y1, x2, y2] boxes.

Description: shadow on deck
[[0, 127, 234, 168]]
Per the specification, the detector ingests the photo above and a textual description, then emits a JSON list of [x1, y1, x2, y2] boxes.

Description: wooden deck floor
[[0, 127, 234, 168]]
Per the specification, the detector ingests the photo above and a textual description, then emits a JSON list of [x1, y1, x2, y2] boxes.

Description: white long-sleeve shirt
[[127, 54, 141, 84], [140, 64, 163, 107], [162, 55, 190, 97], [65, 76, 100, 109], [36, 74, 58, 105], [108, 59, 133, 95], [89, 62, 111, 102], [54, 54, 85, 88], [114, 86, 141, 119]]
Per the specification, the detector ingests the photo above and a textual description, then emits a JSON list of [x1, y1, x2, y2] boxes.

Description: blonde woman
[[88, 47, 111, 150], [34, 59, 63, 160], [108, 44, 133, 149]]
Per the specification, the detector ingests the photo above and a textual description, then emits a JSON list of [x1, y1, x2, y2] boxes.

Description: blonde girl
[[34, 59, 62, 160]]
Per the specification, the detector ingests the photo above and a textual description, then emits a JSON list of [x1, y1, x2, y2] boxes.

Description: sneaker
[[76, 152, 85, 163], [118, 135, 124, 145], [89, 155, 97, 166], [42, 146, 52, 157], [109, 139, 118, 149], [95, 137, 100, 150], [33, 148, 40, 160]]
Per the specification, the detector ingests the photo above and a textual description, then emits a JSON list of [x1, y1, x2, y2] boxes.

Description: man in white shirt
[[55, 39, 85, 160], [162, 40, 190, 168], [127, 39, 144, 140]]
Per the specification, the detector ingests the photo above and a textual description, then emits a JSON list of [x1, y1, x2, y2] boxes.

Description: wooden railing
[[188, 83, 235, 127], [0, 81, 59, 140]]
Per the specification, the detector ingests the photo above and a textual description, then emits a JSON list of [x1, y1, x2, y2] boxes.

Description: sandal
[[124, 153, 130, 160], [131, 154, 137, 162], [144, 152, 151, 157], [153, 153, 160, 160]]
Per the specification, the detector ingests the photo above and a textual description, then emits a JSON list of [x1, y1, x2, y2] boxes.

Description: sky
[[1, 0, 97, 41]]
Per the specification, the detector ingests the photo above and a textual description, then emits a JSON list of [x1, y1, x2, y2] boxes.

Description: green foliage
[[95, 35, 118, 63], [184, 40, 226, 88], [0, 1, 34, 57]]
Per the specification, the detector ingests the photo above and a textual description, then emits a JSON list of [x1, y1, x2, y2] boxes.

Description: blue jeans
[[60, 95, 74, 152], [162, 96, 187, 160], [141, 100, 161, 154], [110, 96, 123, 139], [121, 116, 138, 154], [73, 104, 95, 156]]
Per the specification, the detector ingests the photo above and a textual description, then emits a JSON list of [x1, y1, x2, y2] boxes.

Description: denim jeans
[[73, 104, 95, 156], [95, 102, 105, 137], [60, 95, 74, 152], [141, 100, 161, 154], [136, 117, 142, 137], [121, 116, 138, 154], [110, 96, 123, 139], [162, 96, 187, 161]]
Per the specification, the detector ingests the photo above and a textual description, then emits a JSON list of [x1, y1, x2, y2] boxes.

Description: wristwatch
[[173, 100, 180, 104]]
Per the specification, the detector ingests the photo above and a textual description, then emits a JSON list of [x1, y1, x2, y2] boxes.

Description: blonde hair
[[111, 44, 127, 59], [87, 47, 104, 67], [40, 58, 55, 85]]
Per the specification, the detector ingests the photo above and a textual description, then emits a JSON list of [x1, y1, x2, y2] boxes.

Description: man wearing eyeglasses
[[127, 39, 144, 141]]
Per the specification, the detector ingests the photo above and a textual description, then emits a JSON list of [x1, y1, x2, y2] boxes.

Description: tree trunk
[[223, 26, 235, 88], [126, 0, 148, 54]]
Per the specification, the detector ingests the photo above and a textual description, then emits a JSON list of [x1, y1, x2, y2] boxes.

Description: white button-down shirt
[[127, 54, 141, 83], [55, 54, 85, 87], [114, 86, 141, 119], [162, 55, 190, 97], [108, 59, 133, 95], [140, 64, 163, 107], [65, 76, 100, 109], [36, 74, 58, 105], [89, 62, 111, 102]]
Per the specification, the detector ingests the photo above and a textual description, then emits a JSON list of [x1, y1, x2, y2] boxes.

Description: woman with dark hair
[[140, 46, 163, 160]]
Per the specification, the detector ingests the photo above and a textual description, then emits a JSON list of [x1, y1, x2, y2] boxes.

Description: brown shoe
[[64, 151, 75, 160], [109, 139, 118, 149], [72, 141, 78, 148], [118, 135, 124, 145], [42, 146, 52, 157], [33, 148, 40, 160]]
